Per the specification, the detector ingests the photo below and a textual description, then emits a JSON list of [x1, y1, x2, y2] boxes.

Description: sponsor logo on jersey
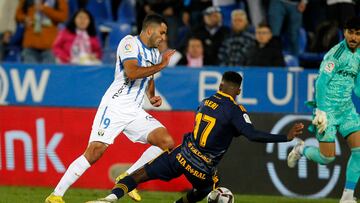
[[145, 115, 155, 121], [124, 43, 132, 52], [324, 61, 335, 73]]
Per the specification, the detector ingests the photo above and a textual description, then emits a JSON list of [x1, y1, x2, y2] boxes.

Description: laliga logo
[[266, 115, 341, 198], [0, 65, 9, 104]]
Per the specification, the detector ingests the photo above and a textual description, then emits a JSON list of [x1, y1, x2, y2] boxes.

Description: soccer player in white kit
[[45, 14, 176, 203]]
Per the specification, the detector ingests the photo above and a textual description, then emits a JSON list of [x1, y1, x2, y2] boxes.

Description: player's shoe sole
[[45, 193, 65, 203], [116, 172, 141, 202], [287, 140, 304, 168], [85, 199, 116, 203], [340, 198, 357, 203]]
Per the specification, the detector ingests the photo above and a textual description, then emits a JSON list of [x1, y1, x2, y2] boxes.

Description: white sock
[[341, 189, 354, 200], [53, 155, 91, 196], [299, 145, 305, 155], [105, 194, 118, 200], [126, 146, 163, 174]]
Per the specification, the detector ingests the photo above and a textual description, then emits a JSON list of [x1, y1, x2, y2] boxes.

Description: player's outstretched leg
[[340, 148, 360, 203], [287, 139, 304, 168], [87, 168, 149, 203], [116, 146, 163, 201], [45, 142, 107, 203], [45, 155, 90, 203], [288, 140, 336, 168], [114, 126, 173, 202]]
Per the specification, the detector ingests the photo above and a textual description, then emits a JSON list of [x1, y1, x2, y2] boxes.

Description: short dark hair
[[222, 71, 242, 86], [187, 36, 203, 47], [344, 16, 360, 30], [257, 21, 271, 29], [142, 14, 168, 31]]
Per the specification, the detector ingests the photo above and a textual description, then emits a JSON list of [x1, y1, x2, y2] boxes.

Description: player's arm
[[354, 74, 360, 97], [146, 76, 162, 107], [231, 107, 303, 142], [315, 58, 337, 112], [312, 53, 338, 133], [123, 50, 175, 80]]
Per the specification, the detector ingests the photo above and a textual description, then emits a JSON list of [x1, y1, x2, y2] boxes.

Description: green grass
[[0, 186, 339, 203]]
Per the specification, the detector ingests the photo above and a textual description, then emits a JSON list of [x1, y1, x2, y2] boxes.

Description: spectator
[[178, 36, 207, 68], [218, 9, 255, 66], [326, 0, 356, 29], [246, 0, 265, 28], [157, 38, 181, 67], [182, 0, 212, 30], [16, 0, 68, 64], [53, 9, 102, 65], [0, 0, 19, 61], [246, 22, 285, 67], [192, 6, 229, 65], [212, 0, 240, 28], [145, 0, 182, 48], [268, 0, 307, 56]]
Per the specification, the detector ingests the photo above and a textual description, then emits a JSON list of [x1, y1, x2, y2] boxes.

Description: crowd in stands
[[0, 0, 359, 68]]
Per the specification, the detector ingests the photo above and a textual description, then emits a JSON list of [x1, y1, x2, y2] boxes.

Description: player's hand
[[149, 96, 162, 107], [312, 109, 327, 133], [287, 123, 304, 140], [160, 49, 176, 68]]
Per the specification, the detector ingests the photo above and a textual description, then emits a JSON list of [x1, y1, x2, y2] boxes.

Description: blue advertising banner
[[0, 63, 359, 113]]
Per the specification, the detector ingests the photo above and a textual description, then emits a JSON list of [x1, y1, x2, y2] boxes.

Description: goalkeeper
[[288, 16, 360, 203]]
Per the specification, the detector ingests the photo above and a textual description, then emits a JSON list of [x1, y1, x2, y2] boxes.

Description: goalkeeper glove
[[312, 109, 328, 134]]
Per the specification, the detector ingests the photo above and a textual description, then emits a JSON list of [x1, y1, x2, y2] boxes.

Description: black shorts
[[144, 146, 218, 190]]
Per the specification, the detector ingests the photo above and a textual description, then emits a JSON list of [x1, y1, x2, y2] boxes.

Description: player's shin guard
[[54, 155, 90, 196], [303, 146, 335, 165], [345, 148, 360, 191], [112, 176, 137, 199], [126, 146, 162, 174]]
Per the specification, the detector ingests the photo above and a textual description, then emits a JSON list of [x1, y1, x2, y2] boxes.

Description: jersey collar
[[137, 35, 152, 50], [217, 91, 236, 103]]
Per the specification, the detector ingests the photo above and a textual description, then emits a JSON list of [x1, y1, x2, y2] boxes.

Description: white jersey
[[100, 35, 161, 113]]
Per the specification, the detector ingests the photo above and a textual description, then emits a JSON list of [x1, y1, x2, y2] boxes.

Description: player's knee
[[319, 154, 335, 165], [148, 128, 174, 150], [84, 142, 107, 165], [159, 135, 174, 150]]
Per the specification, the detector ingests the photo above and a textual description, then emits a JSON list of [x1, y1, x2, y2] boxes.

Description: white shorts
[[89, 105, 164, 145]]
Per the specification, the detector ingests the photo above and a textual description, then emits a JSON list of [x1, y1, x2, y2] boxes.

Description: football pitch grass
[[0, 186, 339, 203]]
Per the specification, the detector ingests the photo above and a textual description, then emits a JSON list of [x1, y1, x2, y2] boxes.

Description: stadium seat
[[117, 0, 136, 24], [298, 27, 307, 54], [86, 0, 113, 25], [102, 47, 117, 64], [284, 54, 299, 67], [106, 22, 132, 51], [67, 0, 79, 18], [3, 24, 24, 62]]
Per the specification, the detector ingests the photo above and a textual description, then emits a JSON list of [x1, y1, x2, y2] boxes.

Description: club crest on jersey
[[325, 61, 335, 73], [98, 129, 105, 136], [243, 113, 252, 124]]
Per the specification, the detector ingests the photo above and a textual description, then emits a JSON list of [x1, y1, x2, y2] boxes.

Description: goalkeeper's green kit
[[314, 40, 360, 142]]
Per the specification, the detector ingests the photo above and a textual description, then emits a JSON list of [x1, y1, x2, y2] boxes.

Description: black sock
[[112, 176, 137, 199]]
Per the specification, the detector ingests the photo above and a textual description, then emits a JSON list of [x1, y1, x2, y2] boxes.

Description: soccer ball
[[207, 187, 234, 203]]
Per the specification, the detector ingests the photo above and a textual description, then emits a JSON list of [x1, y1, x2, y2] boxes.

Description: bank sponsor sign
[[0, 106, 193, 191]]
